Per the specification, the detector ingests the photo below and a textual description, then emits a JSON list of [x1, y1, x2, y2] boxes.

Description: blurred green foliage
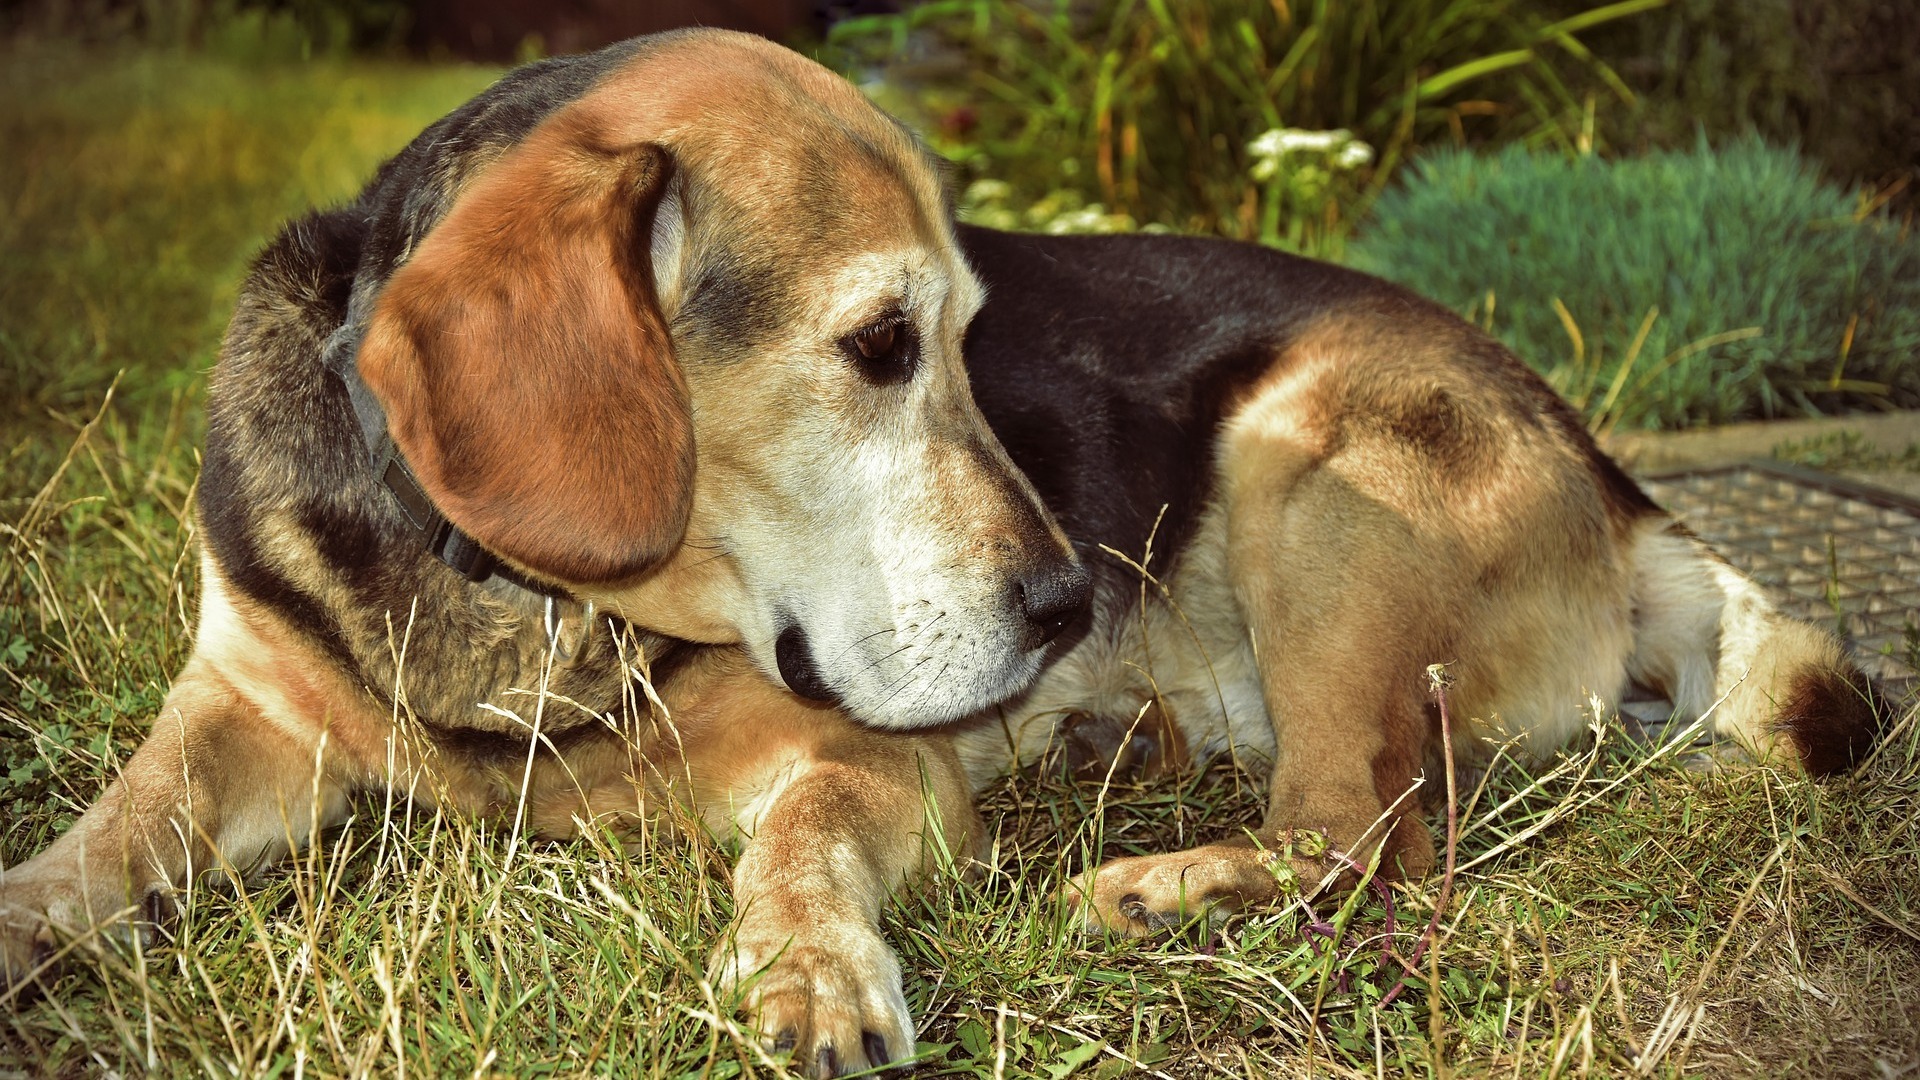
[[7, 0, 412, 57], [1349, 139, 1920, 431], [821, 0, 1668, 255], [3, 4, 1912, 437], [0, 40, 498, 424], [1551, 0, 1920, 202]]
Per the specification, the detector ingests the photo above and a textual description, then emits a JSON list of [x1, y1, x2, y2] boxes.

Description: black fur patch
[[1775, 665, 1886, 776], [958, 227, 1306, 570]]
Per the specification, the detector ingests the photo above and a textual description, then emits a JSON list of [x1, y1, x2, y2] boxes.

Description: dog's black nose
[[775, 623, 840, 704], [1016, 560, 1091, 647]]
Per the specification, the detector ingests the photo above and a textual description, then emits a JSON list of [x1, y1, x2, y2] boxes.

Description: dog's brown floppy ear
[[359, 127, 693, 586]]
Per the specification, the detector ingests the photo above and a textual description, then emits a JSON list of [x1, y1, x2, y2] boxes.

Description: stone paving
[[1642, 464, 1919, 699]]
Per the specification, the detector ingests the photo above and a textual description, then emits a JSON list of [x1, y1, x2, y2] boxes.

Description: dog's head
[[356, 30, 1086, 727]]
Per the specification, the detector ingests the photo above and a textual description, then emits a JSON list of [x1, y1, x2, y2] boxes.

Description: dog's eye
[[854, 321, 897, 360], [842, 315, 916, 384]]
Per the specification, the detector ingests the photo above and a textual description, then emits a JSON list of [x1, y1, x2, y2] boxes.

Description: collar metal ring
[[544, 595, 597, 668]]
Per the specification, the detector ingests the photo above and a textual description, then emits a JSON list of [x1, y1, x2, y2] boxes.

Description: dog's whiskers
[[856, 639, 919, 679], [902, 661, 952, 713], [872, 652, 932, 700], [823, 624, 899, 668]]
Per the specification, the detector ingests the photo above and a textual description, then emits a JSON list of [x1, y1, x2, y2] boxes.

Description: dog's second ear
[[359, 126, 693, 586]]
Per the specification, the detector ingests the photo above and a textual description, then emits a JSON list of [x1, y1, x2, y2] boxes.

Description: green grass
[[6, 41, 1920, 1079], [1348, 139, 1920, 432], [1771, 431, 1920, 475], [0, 37, 501, 856]]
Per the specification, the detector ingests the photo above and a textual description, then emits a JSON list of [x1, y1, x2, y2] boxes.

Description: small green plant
[[820, 0, 1666, 255], [1772, 431, 1920, 474], [1349, 138, 1920, 430], [1245, 127, 1376, 250], [958, 126, 1379, 249]]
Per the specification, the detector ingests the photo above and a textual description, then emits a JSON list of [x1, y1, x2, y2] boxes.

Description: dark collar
[[322, 323, 571, 602]]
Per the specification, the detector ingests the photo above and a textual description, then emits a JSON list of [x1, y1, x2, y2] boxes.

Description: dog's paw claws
[[712, 924, 913, 1077], [861, 1031, 891, 1071], [0, 898, 64, 997]]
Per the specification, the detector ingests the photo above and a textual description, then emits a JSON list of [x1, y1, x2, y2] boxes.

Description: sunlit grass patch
[[0, 39, 498, 423], [6, 580, 1917, 1077]]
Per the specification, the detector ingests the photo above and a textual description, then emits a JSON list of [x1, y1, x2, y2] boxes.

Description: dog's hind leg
[[1067, 452, 1444, 934], [0, 654, 354, 993], [664, 649, 980, 1077], [1067, 340, 1561, 934]]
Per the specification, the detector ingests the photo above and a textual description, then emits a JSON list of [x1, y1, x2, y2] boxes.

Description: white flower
[[1249, 127, 1355, 160], [962, 179, 1013, 205], [1033, 202, 1135, 234], [1247, 127, 1375, 178], [1247, 129, 1286, 160]]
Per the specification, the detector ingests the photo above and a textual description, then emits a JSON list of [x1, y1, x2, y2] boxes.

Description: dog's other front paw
[[1066, 822, 1435, 937], [0, 850, 175, 1000], [712, 920, 915, 1077], [1064, 842, 1297, 937]]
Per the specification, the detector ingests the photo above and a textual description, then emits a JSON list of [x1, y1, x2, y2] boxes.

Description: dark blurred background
[[6, 0, 1913, 196], [5, 0, 846, 57]]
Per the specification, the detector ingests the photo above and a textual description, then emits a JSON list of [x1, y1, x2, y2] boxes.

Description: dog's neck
[[320, 320, 573, 604]]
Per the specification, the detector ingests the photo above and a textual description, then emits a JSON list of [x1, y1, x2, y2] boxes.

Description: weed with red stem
[[1378, 664, 1462, 1008]]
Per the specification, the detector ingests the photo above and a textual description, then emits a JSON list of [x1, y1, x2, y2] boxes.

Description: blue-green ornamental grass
[[1350, 139, 1920, 431]]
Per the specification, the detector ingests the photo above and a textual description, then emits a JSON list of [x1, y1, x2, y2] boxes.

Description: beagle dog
[[0, 28, 1882, 1078]]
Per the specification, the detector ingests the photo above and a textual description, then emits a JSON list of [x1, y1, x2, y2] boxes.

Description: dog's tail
[[1624, 518, 1885, 774]]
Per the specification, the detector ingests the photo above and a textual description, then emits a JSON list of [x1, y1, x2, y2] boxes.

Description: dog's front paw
[[0, 898, 62, 997], [0, 851, 172, 998], [712, 919, 914, 1077], [0, 870, 99, 997]]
